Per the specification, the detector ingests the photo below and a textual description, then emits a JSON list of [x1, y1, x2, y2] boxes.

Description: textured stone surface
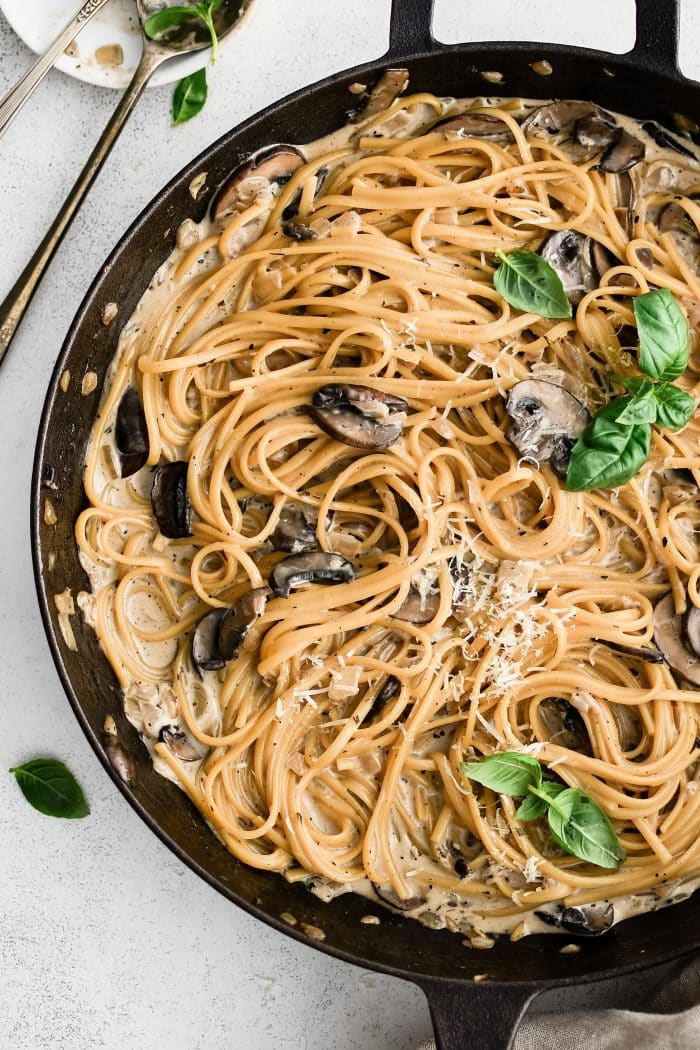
[[0, 3, 698, 1047]]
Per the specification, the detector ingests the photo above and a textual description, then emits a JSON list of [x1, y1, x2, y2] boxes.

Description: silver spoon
[[0, 0, 250, 364]]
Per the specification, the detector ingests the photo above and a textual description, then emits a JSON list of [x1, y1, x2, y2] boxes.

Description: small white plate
[[0, 0, 248, 89]]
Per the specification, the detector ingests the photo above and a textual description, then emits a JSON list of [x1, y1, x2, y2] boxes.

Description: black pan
[[31, 2, 700, 1046]]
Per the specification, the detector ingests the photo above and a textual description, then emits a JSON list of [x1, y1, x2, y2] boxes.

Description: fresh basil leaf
[[10, 758, 89, 819], [461, 752, 542, 797], [194, 2, 218, 58], [144, 5, 200, 38], [172, 68, 208, 125], [566, 402, 651, 491], [634, 288, 689, 380], [653, 383, 695, 431], [609, 389, 658, 426], [516, 781, 566, 820], [612, 374, 649, 396], [546, 788, 626, 869], [493, 250, 573, 320]]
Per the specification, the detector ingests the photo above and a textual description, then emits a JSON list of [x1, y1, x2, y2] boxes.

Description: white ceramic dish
[[0, 0, 249, 88]]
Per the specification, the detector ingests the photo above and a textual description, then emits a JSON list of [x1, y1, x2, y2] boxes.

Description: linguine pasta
[[76, 89, 700, 940]]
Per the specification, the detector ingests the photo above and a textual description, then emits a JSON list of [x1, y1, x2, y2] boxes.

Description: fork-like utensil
[[0, 0, 250, 365], [0, 0, 114, 142]]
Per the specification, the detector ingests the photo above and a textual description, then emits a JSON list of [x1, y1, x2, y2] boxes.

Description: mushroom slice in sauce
[[351, 68, 409, 123], [270, 503, 320, 554], [192, 608, 227, 672], [101, 725, 135, 784], [435, 111, 512, 139], [573, 113, 621, 155], [505, 379, 590, 477], [372, 884, 426, 911], [160, 725, 201, 762], [392, 585, 440, 624], [212, 145, 305, 219], [368, 675, 403, 722], [653, 593, 700, 686], [309, 384, 408, 449], [269, 551, 356, 598], [151, 461, 192, 539], [521, 100, 603, 137], [540, 230, 596, 305], [537, 902, 614, 936], [115, 386, 149, 477], [538, 698, 592, 755], [657, 201, 700, 271], [599, 129, 645, 174], [642, 120, 697, 160], [218, 587, 271, 660]]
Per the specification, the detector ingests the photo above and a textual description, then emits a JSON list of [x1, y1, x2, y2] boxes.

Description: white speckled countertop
[[2, 3, 700, 1048]]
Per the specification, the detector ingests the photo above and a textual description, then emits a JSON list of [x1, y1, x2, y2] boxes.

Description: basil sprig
[[461, 752, 626, 869], [493, 250, 572, 319], [144, 0, 225, 124], [172, 68, 208, 126], [566, 288, 695, 491], [10, 758, 89, 819]]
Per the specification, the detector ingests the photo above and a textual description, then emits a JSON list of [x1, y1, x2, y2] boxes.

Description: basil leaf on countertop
[[515, 781, 565, 821], [653, 382, 695, 431], [566, 401, 651, 491], [461, 752, 542, 796], [10, 758, 89, 819], [545, 788, 626, 870], [493, 250, 573, 320], [634, 288, 689, 380], [172, 68, 208, 125]]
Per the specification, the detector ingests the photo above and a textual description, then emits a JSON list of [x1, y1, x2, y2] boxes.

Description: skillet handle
[[386, 0, 441, 59], [418, 978, 539, 1050], [630, 0, 681, 76]]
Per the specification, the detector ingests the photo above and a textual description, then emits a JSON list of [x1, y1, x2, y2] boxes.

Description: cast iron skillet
[[31, 1, 700, 1046]]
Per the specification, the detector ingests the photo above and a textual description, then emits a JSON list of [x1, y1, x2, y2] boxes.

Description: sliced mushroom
[[192, 608, 226, 672], [435, 111, 512, 140], [351, 68, 409, 124], [573, 113, 621, 154], [594, 638, 665, 664], [540, 230, 596, 305], [372, 883, 426, 911], [599, 129, 645, 174], [392, 585, 440, 624], [269, 551, 356, 598], [283, 221, 318, 241], [538, 698, 592, 755], [657, 201, 700, 272], [212, 145, 305, 220], [115, 386, 149, 477], [368, 675, 402, 722], [653, 593, 700, 686], [159, 725, 202, 762], [309, 384, 408, 449], [683, 605, 700, 658], [151, 461, 192, 539], [610, 702, 643, 752], [642, 120, 697, 160], [521, 100, 603, 138], [219, 587, 271, 660], [537, 903, 614, 936], [505, 379, 590, 477], [270, 503, 319, 554]]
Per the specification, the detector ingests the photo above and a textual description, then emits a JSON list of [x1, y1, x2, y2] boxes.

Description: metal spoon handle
[[0, 47, 164, 366], [0, 0, 114, 141]]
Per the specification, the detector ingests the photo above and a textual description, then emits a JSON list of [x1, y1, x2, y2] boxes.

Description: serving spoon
[[0, 0, 250, 365]]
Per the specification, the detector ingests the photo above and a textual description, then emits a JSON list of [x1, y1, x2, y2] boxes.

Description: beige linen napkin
[[416, 955, 700, 1049]]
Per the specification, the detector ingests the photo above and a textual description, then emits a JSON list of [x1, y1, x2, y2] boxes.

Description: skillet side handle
[[418, 978, 539, 1050], [630, 0, 681, 77], [386, 0, 440, 60]]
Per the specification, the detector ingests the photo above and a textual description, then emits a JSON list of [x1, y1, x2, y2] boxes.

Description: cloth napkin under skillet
[[416, 954, 700, 1049]]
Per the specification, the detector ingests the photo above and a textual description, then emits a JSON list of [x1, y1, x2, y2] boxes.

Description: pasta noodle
[[76, 89, 700, 939]]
